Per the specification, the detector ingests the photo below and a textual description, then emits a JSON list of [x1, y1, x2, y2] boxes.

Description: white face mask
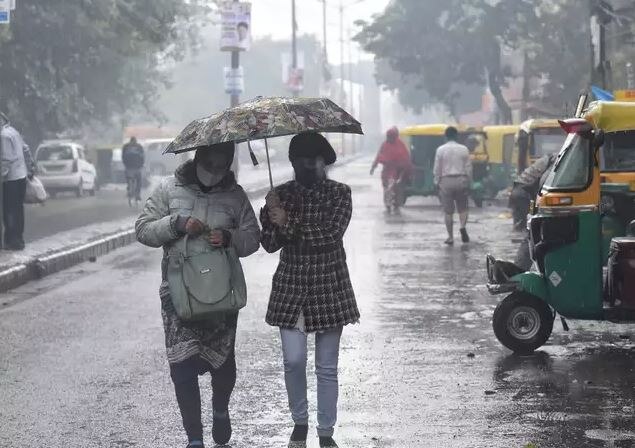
[[196, 164, 226, 187]]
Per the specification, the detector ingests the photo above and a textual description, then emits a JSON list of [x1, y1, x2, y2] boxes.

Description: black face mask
[[292, 157, 326, 187]]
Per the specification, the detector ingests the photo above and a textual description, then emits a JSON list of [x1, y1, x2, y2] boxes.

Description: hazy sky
[[249, 0, 390, 62]]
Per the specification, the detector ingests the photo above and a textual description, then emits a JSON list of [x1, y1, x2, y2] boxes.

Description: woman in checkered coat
[[260, 132, 359, 448]]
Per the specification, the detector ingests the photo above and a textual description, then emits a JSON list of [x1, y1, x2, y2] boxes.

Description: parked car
[[36, 140, 97, 198]]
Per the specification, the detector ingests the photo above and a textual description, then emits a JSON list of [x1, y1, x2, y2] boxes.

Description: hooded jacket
[[373, 127, 413, 182]]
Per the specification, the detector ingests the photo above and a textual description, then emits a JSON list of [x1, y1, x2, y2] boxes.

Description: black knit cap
[[288, 132, 337, 165]]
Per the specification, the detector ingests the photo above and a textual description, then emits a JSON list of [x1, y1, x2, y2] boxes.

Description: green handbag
[[167, 235, 247, 321]]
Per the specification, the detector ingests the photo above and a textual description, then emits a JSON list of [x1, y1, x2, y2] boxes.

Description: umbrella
[[164, 96, 363, 188]]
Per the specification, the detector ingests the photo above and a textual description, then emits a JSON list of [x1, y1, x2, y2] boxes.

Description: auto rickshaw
[[486, 101, 635, 354], [516, 119, 566, 174], [399, 124, 487, 206], [482, 125, 520, 197]]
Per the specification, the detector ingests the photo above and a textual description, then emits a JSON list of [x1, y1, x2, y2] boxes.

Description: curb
[[0, 229, 136, 293]]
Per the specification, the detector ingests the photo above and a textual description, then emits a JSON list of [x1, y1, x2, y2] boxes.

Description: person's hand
[[265, 191, 281, 208], [208, 229, 228, 248], [269, 207, 288, 227], [184, 217, 206, 237]]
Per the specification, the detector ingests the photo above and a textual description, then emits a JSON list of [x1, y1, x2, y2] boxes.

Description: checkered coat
[[260, 179, 359, 332]]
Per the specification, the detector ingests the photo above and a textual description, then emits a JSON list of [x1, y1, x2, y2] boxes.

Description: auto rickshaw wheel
[[493, 292, 554, 354]]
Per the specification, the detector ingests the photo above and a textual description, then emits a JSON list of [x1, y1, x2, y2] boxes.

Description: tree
[[355, 0, 591, 122], [0, 0, 203, 145]]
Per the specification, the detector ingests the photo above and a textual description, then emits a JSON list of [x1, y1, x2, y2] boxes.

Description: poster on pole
[[220, 2, 251, 52], [0, 0, 10, 24], [223, 66, 245, 95], [281, 52, 305, 93]]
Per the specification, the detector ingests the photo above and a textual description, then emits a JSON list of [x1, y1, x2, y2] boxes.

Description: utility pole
[[339, 0, 345, 154], [230, 0, 240, 107], [347, 27, 355, 154], [590, 0, 612, 90], [322, 0, 328, 63], [291, 0, 298, 97]]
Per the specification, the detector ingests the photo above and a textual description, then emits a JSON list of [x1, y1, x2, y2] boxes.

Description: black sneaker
[[460, 228, 470, 243], [212, 410, 232, 446], [288, 424, 309, 447], [186, 441, 204, 448], [319, 436, 339, 447]]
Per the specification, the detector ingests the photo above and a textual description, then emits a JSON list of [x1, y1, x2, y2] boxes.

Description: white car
[[36, 141, 97, 197]]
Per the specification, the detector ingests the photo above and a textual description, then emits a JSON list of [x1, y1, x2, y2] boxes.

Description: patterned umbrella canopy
[[164, 96, 363, 154]]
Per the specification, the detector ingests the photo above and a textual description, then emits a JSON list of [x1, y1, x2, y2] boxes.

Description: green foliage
[[0, 0, 202, 145], [356, 0, 590, 122]]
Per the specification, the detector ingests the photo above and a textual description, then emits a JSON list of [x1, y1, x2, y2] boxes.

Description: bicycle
[[126, 169, 142, 207]]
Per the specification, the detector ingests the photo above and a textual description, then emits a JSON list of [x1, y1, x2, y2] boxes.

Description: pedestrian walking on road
[[260, 132, 360, 448], [433, 126, 473, 245], [1, 121, 32, 251], [135, 142, 260, 448], [370, 126, 413, 214], [122, 136, 145, 205]]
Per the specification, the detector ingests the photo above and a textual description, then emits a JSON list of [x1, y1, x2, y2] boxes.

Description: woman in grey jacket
[[136, 142, 260, 448]]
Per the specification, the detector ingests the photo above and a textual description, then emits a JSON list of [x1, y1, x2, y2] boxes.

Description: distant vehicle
[[515, 119, 565, 174], [36, 140, 97, 198], [111, 147, 126, 183], [141, 138, 185, 175]]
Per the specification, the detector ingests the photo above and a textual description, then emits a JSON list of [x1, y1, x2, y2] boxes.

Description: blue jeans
[[280, 326, 343, 437]]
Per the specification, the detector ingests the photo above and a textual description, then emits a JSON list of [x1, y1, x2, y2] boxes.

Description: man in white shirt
[[1, 122, 29, 250], [433, 126, 473, 245]]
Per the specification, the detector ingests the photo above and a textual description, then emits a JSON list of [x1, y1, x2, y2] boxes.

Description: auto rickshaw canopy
[[519, 118, 561, 133], [583, 101, 635, 133], [400, 124, 478, 137]]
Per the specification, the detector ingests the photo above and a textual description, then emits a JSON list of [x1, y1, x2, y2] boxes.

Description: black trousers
[[170, 352, 236, 442], [2, 178, 26, 249]]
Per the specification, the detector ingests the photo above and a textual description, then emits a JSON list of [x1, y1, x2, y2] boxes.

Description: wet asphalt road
[[23, 188, 144, 243], [1, 159, 634, 448]]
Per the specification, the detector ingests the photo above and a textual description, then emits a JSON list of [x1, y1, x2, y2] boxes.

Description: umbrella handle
[[264, 137, 274, 190], [247, 140, 259, 167]]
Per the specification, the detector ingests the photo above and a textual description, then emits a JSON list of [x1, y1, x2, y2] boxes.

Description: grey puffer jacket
[[135, 160, 260, 272]]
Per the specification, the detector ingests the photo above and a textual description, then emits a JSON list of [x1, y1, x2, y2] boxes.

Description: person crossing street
[[433, 126, 473, 245]]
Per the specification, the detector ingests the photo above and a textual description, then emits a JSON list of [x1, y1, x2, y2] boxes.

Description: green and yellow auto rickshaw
[[482, 125, 520, 197], [486, 101, 635, 354], [400, 124, 487, 206], [516, 119, 566, 174]]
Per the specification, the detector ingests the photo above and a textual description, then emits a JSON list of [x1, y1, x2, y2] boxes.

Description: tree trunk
[[488, 69, 513, 124], [484, 40, 513, 124]]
